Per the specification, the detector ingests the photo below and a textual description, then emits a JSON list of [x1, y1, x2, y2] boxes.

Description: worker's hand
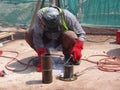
[[36, 48, 46, 72], [70, 40, 83, 61]]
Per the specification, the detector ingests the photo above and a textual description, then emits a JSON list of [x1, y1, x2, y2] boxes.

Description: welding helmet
[[42, 7, 60, 28]]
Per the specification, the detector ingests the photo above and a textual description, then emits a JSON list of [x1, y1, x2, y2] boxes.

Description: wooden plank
[[0, 32, 15, 40], [0, 32, 8, 35]]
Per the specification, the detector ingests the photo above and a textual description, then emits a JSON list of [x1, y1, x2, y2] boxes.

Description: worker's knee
[[63, 31, 77, 39], [62, 31, 77, 48]]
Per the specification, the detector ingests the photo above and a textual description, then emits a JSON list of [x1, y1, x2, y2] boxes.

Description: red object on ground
[[0, 50, 3, 56], [0, 70, 5, 77], [116, 30, 120, 44]]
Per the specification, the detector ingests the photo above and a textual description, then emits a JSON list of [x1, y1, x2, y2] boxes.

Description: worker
[[25, 6, 86, 72]]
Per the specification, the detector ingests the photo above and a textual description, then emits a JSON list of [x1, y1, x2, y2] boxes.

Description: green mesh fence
[[81, 0, 120, 27], [0, 0, 120, 28], [0, 0, 37, 27], [59, 0, 79, 16]]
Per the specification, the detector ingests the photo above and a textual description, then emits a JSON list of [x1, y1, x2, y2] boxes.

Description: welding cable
[[74, 66, 98, 77], [1, 52, 63, 72], [47, 54, 120, 73], [74, 55, 120, 77], [0, 50, 33, 72], [50, 54, 120, 72], [86, 36, 115, 43], [1, 51, 120, 72], [82, 55, 120, 72]]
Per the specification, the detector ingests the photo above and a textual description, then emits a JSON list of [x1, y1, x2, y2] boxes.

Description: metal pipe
[[64, 65, 73, 79], [41, 54, 53, 84]]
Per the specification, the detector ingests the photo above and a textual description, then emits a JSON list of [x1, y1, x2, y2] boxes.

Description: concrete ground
[[0, 34, 120, 90]]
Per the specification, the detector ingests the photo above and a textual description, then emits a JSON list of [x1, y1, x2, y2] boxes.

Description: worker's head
[[42, 7, 60, 28]]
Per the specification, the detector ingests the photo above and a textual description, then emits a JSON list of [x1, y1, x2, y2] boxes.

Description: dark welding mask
[[42, 7, 61, 28]]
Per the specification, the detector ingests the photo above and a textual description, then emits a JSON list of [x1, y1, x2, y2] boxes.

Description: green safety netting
[[81, 0, 120, 27], [59, 0, 79, 16], [0, 0, 120, 28], [0, 0, 37, 27]]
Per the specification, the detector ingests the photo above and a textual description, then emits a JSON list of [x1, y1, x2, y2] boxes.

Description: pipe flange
[[58, 75, 77, 81]]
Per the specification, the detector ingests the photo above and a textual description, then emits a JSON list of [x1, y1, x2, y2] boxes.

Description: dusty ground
[[0, 34, 120, 90]]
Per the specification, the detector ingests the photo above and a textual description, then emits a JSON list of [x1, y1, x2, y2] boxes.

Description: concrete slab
[[0, 35, 120, 90]]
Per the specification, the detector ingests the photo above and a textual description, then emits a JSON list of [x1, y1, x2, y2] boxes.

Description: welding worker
[[25, 6, 86, 72]]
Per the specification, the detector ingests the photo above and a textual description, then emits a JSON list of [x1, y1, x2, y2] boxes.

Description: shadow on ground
[[6, 56, 64, 74], [26, 80, 43, 85], [107, 48, 120, 57], [6, 56, 36, 74]]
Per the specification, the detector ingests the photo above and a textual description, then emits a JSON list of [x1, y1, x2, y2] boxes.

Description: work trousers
[[24, 29, 77, 58]]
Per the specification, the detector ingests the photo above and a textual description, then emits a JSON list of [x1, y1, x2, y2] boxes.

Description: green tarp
[[0, 0, 120, 28], [81, 0, 120, 27], [0, 0, 36, 27]]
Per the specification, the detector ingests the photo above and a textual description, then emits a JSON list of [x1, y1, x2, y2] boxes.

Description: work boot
[[32, 57, 40, 67]]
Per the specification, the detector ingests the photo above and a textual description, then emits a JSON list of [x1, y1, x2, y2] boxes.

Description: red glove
[[36, 48, 46, 72], [71, 40, 83, 61]]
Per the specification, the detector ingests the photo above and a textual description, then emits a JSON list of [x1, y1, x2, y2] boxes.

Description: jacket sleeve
[[63, 9, 86, 41], [32, 10, 45, 50]]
